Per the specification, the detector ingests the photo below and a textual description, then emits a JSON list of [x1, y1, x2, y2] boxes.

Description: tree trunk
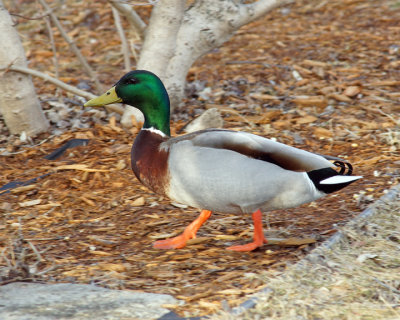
[[121, 0, 185, 127], [0, 1, 49, 136], [163, 0, 244, 109]]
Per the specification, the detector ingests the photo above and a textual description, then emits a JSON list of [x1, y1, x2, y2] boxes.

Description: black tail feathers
[[307, 161, 361, 194]]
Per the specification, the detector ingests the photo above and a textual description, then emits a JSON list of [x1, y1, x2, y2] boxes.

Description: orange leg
[[153, 210, 212, 249], [227, 209, 268, 252]]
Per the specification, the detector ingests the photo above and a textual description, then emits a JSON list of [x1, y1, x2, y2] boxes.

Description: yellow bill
[[84, 86, 122, 107]]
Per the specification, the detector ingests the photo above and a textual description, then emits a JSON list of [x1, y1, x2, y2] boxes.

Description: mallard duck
[[84, 70, 362, 252]]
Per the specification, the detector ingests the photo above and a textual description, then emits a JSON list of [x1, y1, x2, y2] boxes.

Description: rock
[[183, 108, 223, 133], [120, 107, 145, 128], [0, 282, 181, 320]]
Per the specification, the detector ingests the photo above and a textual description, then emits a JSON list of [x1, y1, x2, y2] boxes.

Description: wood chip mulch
[[1, 0, 399, 317]]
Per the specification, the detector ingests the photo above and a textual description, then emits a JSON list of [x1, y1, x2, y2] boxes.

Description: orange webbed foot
[[153, 234, 189, 249], [153, 210, 212, 250], [226, 209, 267, 252]]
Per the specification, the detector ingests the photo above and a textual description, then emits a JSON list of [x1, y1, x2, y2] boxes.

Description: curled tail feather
[[307, 161, 362, 194]]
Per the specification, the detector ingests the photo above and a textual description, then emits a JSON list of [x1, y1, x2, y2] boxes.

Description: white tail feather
[[320, 175, 363, 185]]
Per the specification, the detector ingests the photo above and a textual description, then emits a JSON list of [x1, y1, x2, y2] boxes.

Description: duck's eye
[[127, 78, 140, 85]]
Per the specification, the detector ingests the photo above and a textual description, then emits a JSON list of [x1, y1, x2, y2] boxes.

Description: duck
[[84, 70, 362, 252]]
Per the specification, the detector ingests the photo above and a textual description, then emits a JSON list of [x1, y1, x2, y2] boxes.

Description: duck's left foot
[[226, 209, 268, 252], [153, 234, 189, 249], [153, 209, 212, 250]]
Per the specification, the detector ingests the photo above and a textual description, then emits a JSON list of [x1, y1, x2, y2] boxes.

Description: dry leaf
[[213, 272, 242, 283], [80, 196, 96, 206], [112, 182, 124, 188], [366, 80, 400, 87], [98, 263, 127, 272], [90, 250, 113, 256], [313, 127, 333, 138], [295, 115, 318, 124], [108, 116, 123, 133], [329, 93, 353, 103], [59, 77, 77, 84], [320, 86, 336, 95], [130, 197, 145, 206], [36, 202, 62, 210], [258, 110, 282, 124], [35, 50, 54, 58], [62, 269, 85, 277], [104, 144, 131, 155], [87, 235, 118, 247], [356, 253, 378, 263], [357, 156, 386, 166], [115, 159, 126, 170], [215, 235, 240, 241], [54, 164, 109, 172], [302, 59, 329, 67], [343, 86, 361, 97], [11, 184, 36, 193], [250, 93, 280, 100], [178, 290, 214, 302], [19, 199, 42, 207], [217, 289, 243, 295], [293, 64, 313, 75], [187, 237, 209, 245], [292, 96, 327, 108], [272, 120, 293, 129], [270, 237, 317, 246], [197, 300, 220, 310], [149, 232, 180, 240]]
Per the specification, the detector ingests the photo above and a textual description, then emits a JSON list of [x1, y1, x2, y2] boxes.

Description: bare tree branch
[[37, 0, 103, 93], [111, 5, 131, 72], [238, 0, 294, 28], [9, 11, 50, 21], [44, 15, 60, 95], [0, 65, 124, 115], [108, 0, 146, 39], [121, 0, 185, 126]]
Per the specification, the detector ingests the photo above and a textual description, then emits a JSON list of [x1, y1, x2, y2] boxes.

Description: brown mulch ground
[[1, 0, 399, 317]]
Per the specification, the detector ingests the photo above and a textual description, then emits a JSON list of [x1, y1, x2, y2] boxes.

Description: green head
[[84, 70, 170, 136]]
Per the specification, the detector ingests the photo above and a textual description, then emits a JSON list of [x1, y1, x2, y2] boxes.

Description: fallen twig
[[27, 241, 44, 262], [108, 0, 146, 39], [44, 13, 60, 94], [9, 11, 50, 21], [0, 65, 124, 115]]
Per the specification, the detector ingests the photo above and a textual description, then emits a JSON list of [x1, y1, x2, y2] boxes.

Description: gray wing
[[165, 129, 334, 171]]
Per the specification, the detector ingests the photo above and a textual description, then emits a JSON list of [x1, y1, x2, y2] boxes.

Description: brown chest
[[130, 130, 169, 195]]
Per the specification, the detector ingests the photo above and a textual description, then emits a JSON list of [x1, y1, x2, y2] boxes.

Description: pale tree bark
[[136, 0, 185, 79], [0, 1, 49, 136], [120, 0, 185, 126], [108, 0, 146, 39], [119, 0, 291, 127]]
